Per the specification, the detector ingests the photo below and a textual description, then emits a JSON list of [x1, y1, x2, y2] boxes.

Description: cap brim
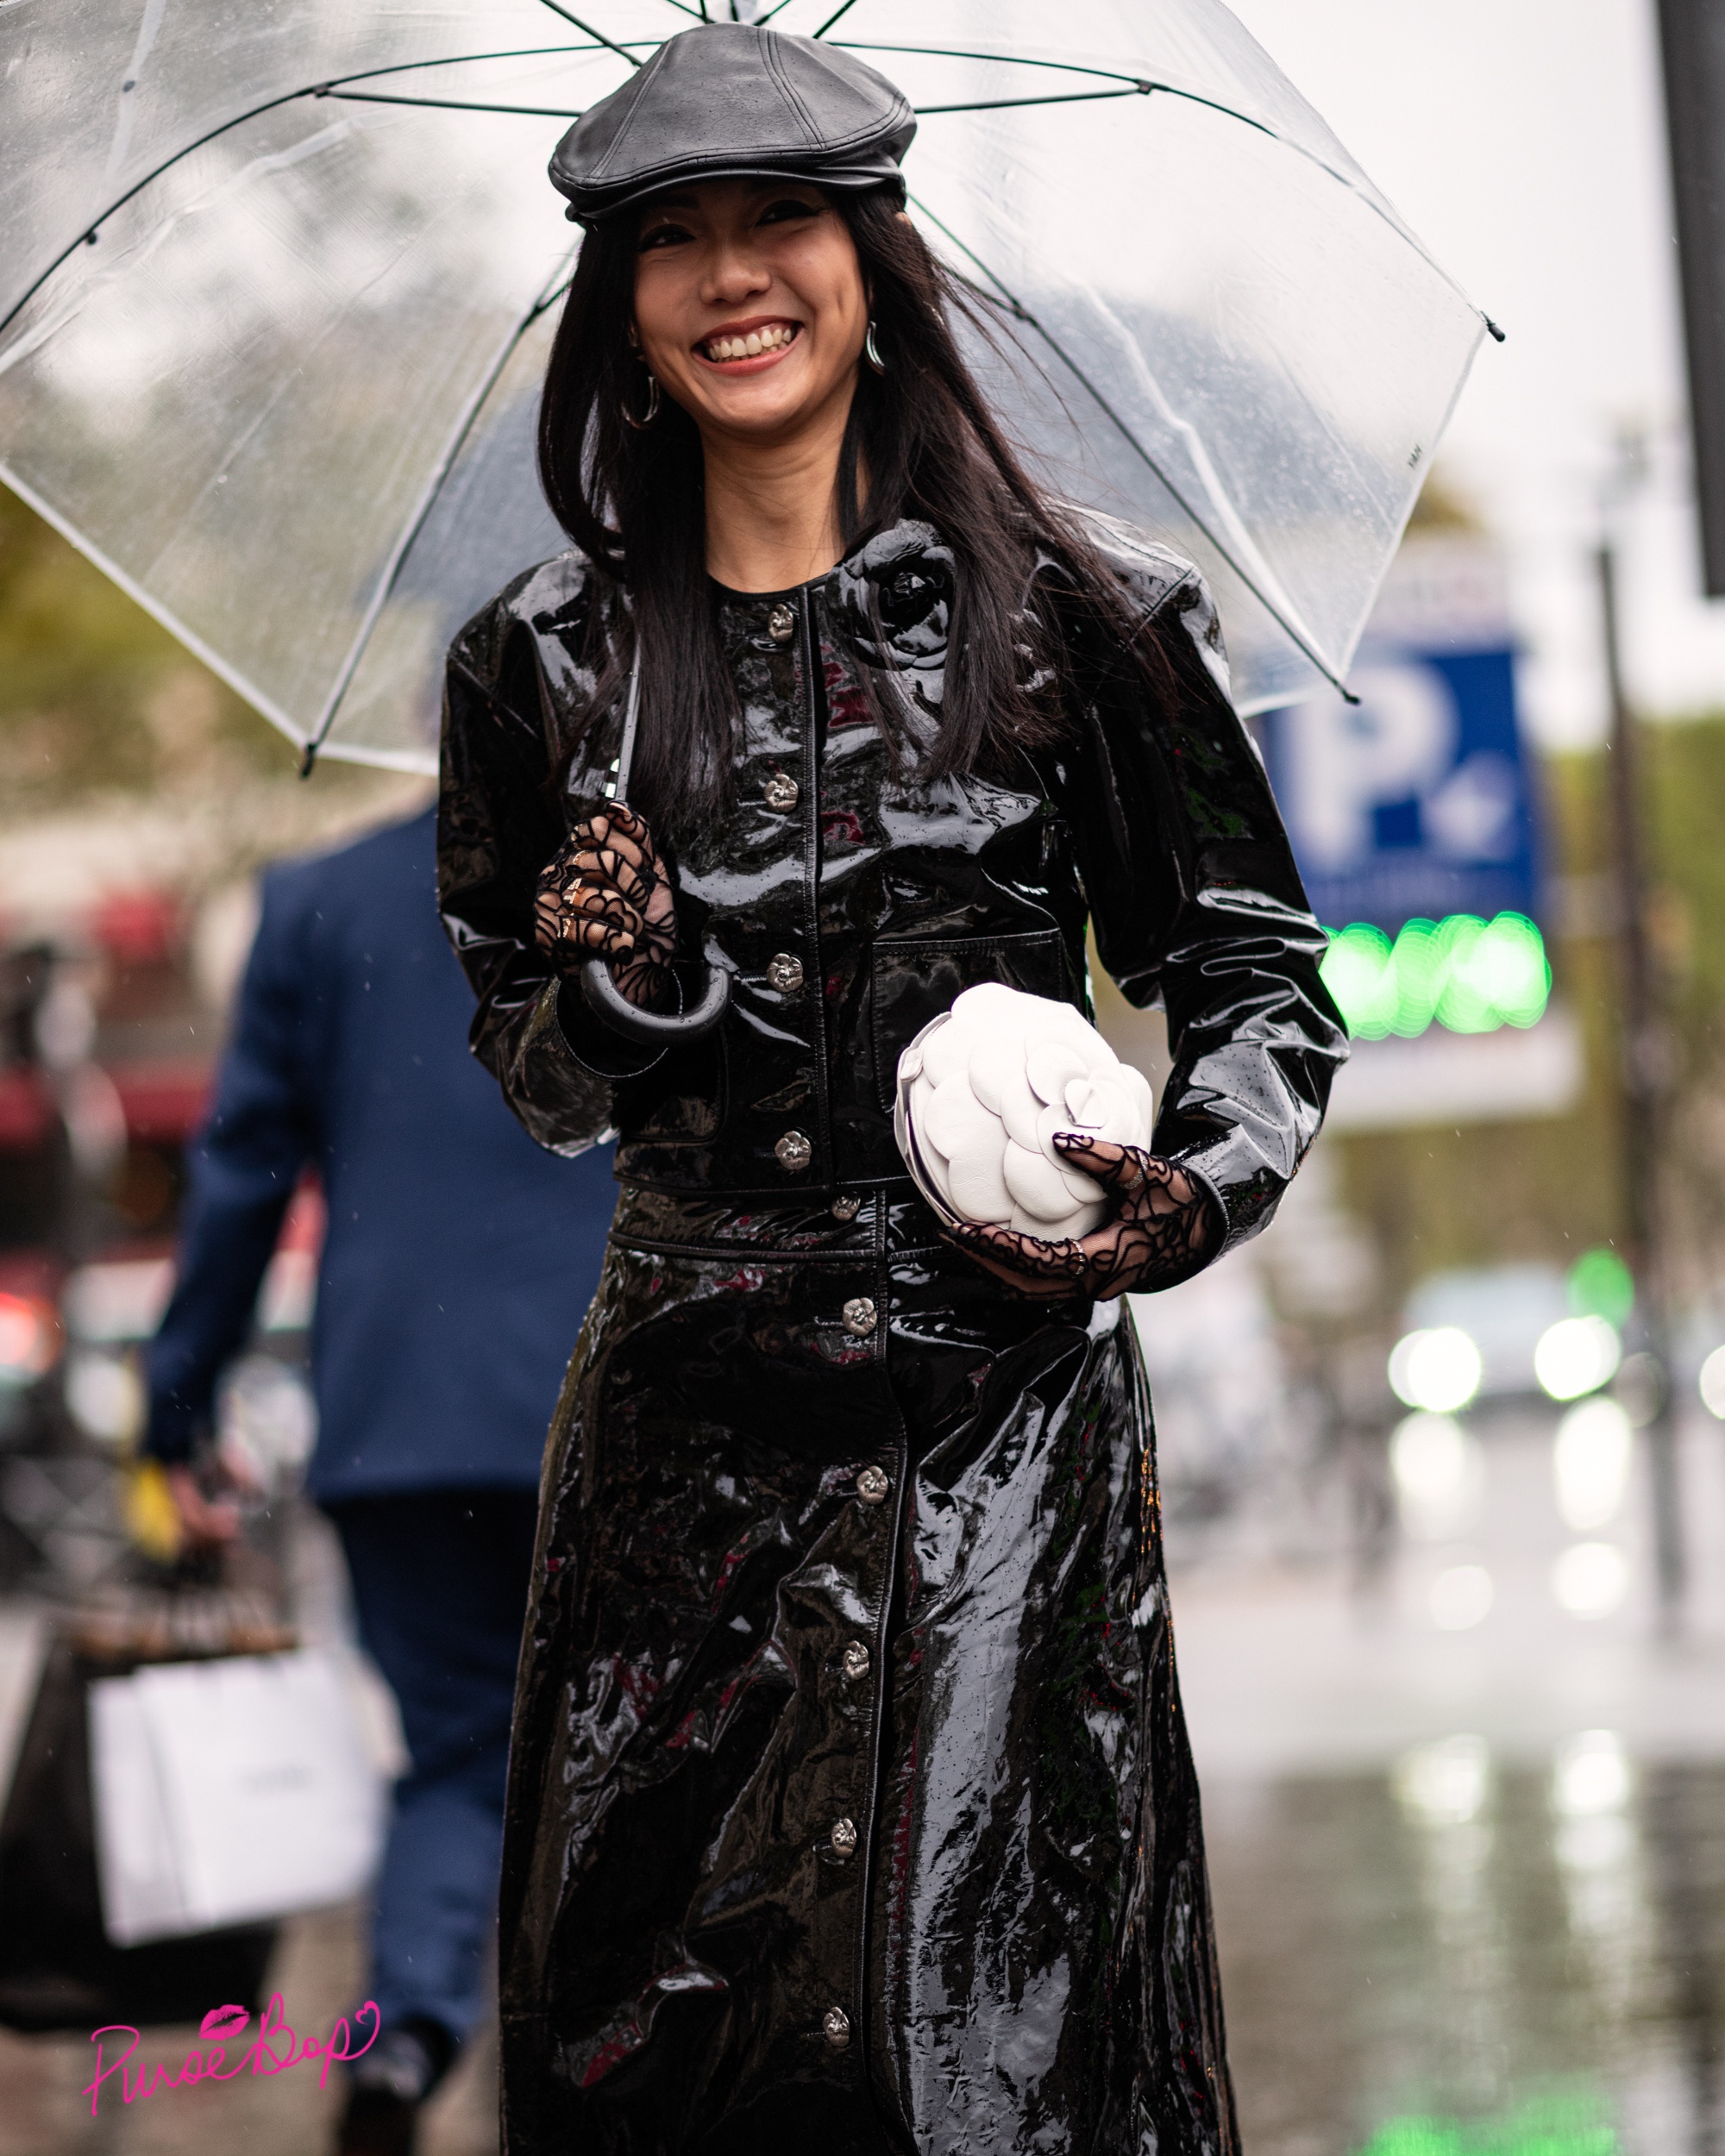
[[562, 160, 907, 228]]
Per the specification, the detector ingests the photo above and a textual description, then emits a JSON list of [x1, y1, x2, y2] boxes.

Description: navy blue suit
[[145, 805, 615, 2051], [147, 805, 611, 1501]]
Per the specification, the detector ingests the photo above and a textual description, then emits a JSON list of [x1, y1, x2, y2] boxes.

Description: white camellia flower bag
[[894, 984, 1156, 1240]]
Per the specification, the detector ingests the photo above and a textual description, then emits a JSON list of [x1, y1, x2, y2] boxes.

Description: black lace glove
[[534, 805, 678, 1012], [944, 1135, 1216, 1300]]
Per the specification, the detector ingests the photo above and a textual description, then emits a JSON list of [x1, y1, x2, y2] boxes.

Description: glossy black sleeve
[[1047, 568, 1348, 1255], [437, 583, 654, 1157]]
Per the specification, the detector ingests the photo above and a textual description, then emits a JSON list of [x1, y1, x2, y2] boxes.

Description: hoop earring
[[624, 372, 662, 430], [864, 319, 886, 376]]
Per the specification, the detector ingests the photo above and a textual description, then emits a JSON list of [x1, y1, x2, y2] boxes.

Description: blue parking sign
[[1258, 538, 1542, 933]]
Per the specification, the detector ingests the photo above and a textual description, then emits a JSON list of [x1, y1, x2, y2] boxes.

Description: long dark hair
[[537, 186, 1158, 832]]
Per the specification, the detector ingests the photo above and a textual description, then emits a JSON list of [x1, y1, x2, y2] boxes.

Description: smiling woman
[[436, 18, 1346, 2156], [631, 179, 872, 605], [530, 162, 1094, 840]]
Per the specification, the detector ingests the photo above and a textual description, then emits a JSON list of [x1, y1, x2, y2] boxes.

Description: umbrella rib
[[910, 199, 1352, 698], [915, 90, 1142, 116], [327, 91, 586, 119], [303, 272, 577, 771], [837, 42, 1164, 89], [844, 43, 1488, 320], [814, 1, 864, 34], [0, 46, 609, 348], [531, 1, 644, 66]]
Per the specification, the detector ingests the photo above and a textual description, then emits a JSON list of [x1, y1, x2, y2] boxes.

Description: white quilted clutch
[[894, 983, 1156, 1239]]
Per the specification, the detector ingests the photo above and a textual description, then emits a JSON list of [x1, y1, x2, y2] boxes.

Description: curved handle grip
[[580, 956, 732, 1044]]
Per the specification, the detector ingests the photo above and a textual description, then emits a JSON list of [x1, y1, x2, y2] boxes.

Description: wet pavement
[[0, 1403, 1722, 2153], [1207, 1758, 1725, 2154], [1182, 1401, 1725, 2155]]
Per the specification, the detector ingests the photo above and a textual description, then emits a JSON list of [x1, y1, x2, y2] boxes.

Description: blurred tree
[[1645, 713, 1725, 1299], [0, 482, 292, 804]]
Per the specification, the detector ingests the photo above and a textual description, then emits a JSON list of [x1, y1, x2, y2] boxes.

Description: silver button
[[768, 601, 796, 645], [831, 1195, 862, 1223], [841, 1639, 871, 1682], [823, 2004, 851, 2050], [829, 1816, 858, 1859], [763, 772, 800, 812], [767, 952, 805, 993], [842, 1296, 876, 1338], [775, 1130, 812, 1173], [856, 1464, 890, 1505]]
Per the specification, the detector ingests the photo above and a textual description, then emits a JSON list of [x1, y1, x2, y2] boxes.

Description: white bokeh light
[[1552, 1542, 1629, 1620], [64, 1349, 144, 1446], [1699, 1344, 1725, 1420], [1394, 1733, 1492, 1826], [1552, 1730, 1632, 1818], [1552, 1397, 1634, 1532], [1389, 1412, 1484, 1539], [1389, 1327, 1484, 1414], [1534, 1316, 1622, 1401]]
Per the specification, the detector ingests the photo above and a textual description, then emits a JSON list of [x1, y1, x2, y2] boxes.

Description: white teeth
[[706, 324, 794, 360]]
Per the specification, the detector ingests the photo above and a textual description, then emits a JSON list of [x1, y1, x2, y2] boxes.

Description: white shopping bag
[[89, 1649, 386, 1946]]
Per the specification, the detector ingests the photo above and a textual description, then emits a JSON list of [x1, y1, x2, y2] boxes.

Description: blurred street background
[[4, 3, 1725, 2153]]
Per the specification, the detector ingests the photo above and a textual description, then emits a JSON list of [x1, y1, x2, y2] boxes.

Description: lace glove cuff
[[944, 1136, 1218, 1300]]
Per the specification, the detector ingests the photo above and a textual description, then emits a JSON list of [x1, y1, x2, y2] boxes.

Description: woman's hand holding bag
[[895, 983, 1216, 1301], [946, 1138, 1214, 1300], [535, 805, 678, 1012]]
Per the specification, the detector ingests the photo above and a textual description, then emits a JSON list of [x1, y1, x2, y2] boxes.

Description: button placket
[[791, 591, 835, 1191], [837, 1236, 907, 2086]]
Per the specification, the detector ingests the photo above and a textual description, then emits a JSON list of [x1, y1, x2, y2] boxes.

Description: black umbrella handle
[[579, 652, 732, 1045], [580, 954, 731, 1043]]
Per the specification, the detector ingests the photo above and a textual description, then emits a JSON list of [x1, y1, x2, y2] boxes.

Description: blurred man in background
[[142, 804, 613, 2156]]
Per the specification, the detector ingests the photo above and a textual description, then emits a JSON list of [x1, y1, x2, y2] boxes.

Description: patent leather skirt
[[496, 1184, 1238, 2156]]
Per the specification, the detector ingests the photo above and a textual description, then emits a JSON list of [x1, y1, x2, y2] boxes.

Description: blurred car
[[1400, 1263, 1572, 1401]]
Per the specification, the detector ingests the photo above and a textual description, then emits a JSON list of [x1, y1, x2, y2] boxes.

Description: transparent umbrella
[[0, 0, 1492, 774]]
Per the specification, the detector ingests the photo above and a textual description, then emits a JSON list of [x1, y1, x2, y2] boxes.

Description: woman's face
[[630, 179, 868, 446]]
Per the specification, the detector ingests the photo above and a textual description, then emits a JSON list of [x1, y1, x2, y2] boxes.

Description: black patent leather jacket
[[437, 517, 1345, 1249]]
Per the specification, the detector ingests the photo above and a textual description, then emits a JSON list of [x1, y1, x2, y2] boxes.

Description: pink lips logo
[[84, 1994, 378, 2115]]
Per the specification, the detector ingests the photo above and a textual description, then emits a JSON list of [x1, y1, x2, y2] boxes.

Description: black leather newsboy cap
[[549, 22, 917, 226]]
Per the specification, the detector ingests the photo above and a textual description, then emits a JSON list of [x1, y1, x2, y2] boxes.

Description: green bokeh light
[[1568, 1247, 1634, 1329], [1321, 914, 1552, 1040], [1356, 2090, 1616, 2156]]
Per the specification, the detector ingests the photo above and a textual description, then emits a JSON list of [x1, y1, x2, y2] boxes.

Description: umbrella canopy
[[0, 1, 1490, 774]]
